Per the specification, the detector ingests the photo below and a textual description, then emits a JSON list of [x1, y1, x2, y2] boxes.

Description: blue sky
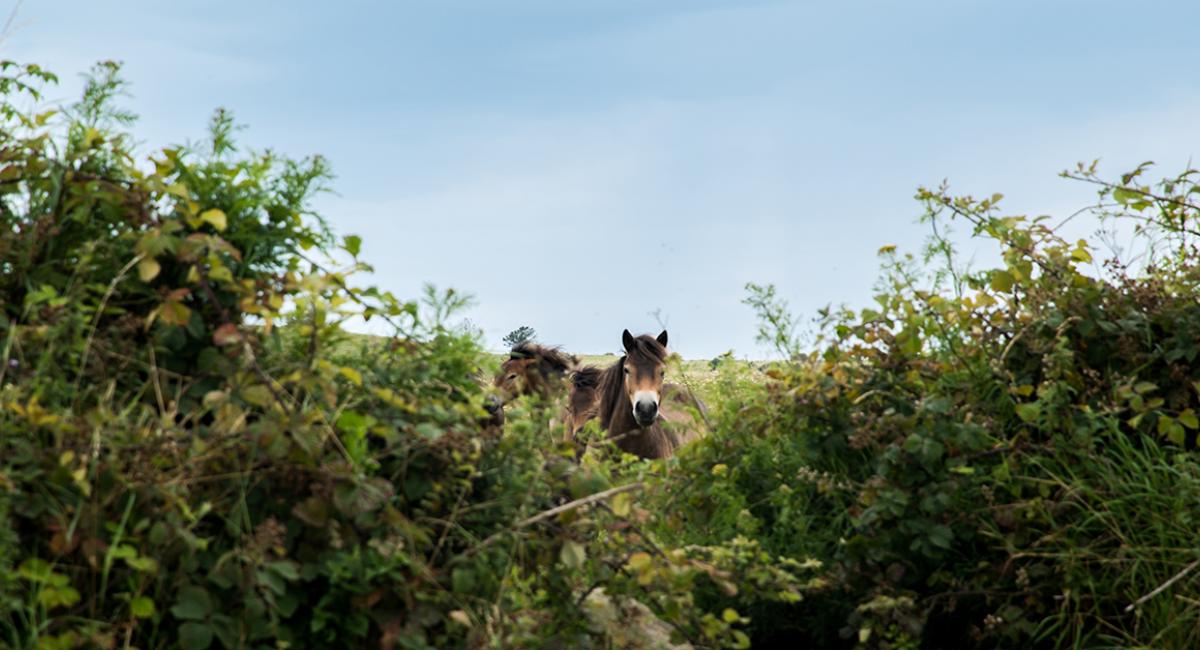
[[5, 1, 1200, 357]]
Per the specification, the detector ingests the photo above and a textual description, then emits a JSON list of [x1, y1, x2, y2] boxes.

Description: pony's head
[[620, 329, 669, 428], [493, 342, 576, 403]]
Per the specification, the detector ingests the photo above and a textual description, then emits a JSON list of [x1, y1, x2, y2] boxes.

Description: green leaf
[[1112, 187, 1139, 204], [722, 608, 741, 623], [1179, 409, 1199, 430], [1015, 402, 1040, 424], [131, 596, 156, 618], [267, 561, 300, 581], [179, 622, 214, 650], [337, 411, 368, 437], [928, 524, 953, 549], [240, 385, 273, 408], [989, 270, 1015, 293], [171, 585, 213, 621], [125, 555, 158, 573], [1134, 381, 1158, 394], [343, 234, 362, 257], [560, 540, 586, 569], [451, 567, 476, 594]]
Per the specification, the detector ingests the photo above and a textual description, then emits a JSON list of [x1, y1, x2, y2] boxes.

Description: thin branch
[[1125, 558, 1200, 613], [515, 482, 644, 529], [0, 0, 24, 46], [465, 482, 645, 557], [72, 253, 142, 406]]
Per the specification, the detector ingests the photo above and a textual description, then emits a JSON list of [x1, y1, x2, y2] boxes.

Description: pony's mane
[[571, 366, 603, 390], [509, 342, 576, 375], [597, 334, 667, 430]]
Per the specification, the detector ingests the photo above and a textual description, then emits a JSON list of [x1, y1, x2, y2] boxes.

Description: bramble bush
[[644, 163, 1200, 647], [0, 61, 807, 649]]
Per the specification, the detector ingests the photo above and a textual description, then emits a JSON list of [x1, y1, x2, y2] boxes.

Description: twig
[[73, 253, 142, 406], [0, 0, 24, 45], [514, 482, 643, 529], [466, 482, 644, 556], [1125, 558, 1200, 612]]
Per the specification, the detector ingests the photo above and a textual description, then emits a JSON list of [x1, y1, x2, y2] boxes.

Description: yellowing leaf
[[627, 552, 652, 572], [165, 182, 190, 199], [1180, 409, 1199, 430], [611, 492, 632, 517], [160, 301, 192, 327], [208, 263, 233, 284], [241, 385, 274, 408], [137, 258, 161, 282], [990, 270, 1015, 293], [338, 366, 363, 387], [199, 208, 227, 231], [1133, 381, 1158, 394]]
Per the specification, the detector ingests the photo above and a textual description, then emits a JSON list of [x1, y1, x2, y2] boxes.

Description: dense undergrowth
[[0, 62, 806, 649], [3, 60, 1200, 649], [649, 170, 1200, 647]]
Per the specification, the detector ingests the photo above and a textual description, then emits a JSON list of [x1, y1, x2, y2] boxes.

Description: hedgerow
[[5, 57, 1200, 650], [0, 61, 808, 649], [645, 166, 1200, 647]]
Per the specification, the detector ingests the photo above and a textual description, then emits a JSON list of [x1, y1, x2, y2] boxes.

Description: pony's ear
[[656, 330, 668, 348], [622, 329, 635, 352]]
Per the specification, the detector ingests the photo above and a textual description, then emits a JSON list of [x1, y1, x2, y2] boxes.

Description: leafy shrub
[[8, 55, 1200, 650], [1, 61, 801, 649], [645, 163, 1200, 647]]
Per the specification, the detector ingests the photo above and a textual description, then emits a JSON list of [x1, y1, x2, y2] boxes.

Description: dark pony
[[493, 341, 577, 404]]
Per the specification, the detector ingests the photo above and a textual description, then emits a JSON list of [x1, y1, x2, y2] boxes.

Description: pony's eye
[[507, 374, 517, 380], [623, 367, 630, 375]]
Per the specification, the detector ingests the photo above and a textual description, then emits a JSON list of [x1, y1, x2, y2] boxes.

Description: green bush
[[1, 61, 801, 649], [7, 56, 1200, 650], [645, 165, 1200, 647]]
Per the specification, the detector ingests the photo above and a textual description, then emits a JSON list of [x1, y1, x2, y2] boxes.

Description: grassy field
[[335, 331, 766, 402]]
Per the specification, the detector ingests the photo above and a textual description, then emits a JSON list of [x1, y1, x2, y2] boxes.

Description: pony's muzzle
[[633, 399, 658, 427]]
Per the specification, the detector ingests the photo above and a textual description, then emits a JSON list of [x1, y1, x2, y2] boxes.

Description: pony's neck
[[598, 357, 631, 431]]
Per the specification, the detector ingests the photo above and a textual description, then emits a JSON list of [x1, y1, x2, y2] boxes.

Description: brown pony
[[568, 329, 703, 459], [493, 341, 578, 406]]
